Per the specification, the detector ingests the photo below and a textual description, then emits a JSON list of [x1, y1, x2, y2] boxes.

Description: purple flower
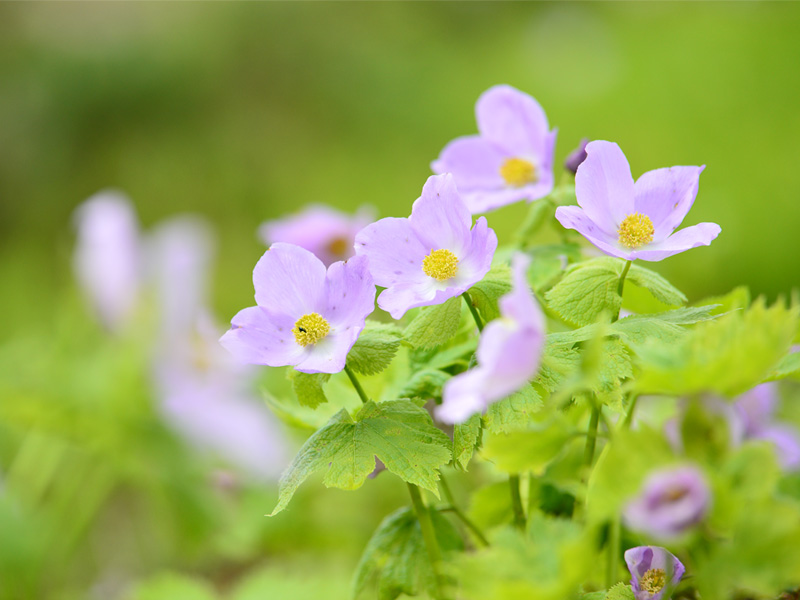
[[734, 382, 778, 437], [220, 243, 375, 374], [431, 85, 557, 214], [73, 191, 142, 332], [624, 465, 711, 538], [625, 546, 685, 600], [259, 204, 375, 266], [555, 141, 721, 261], [564, 138, 589, 175], [753, 425, 800, 472], [354, 174, 497, 320], [436, 253, 545, 424]]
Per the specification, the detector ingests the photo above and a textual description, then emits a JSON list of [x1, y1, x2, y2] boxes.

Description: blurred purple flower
[[624, 465, 710, 539], [437, 253, 545, 424], [624, 546, 685, 600], [555, 141, 720, 261], [259, 204, 375, 266], [663, 396, 745, 454], [73, 191, 142, 332], [221, 243, 375, 374], [354, 174, 497, 319], [753, 425, 800, 471], [734, 382, 778, 437], [564, 138, 589, 175], [431, 85, 557, 214]]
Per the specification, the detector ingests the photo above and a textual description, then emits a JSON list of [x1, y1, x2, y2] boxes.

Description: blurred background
[[1, 3, 799, 599]]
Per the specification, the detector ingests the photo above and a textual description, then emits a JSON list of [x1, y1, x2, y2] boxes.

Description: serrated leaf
[[605, 581, 635, 600], [626, 263, 687, 306], [352, 506, 463, 600], [765, 351, 800, 381], [696, 285, 750, 315], [536, 343, 581, 392], [405, 297, 463, 350], [593, 339, 633, 411], [397, 369, 451, 401], [347, 321, 403, 376], [420, 339, 478, 371], [545, 258, 625, 326], [270, 400, 452, 515], [468, 265, 512, 323], [527, 244, 581, 292], [482, 418, 571, 474], [453, 413, 482, 470], [611, 306, 718, 345], [289, 370, 330, 408], [483, 385, 543, 433]]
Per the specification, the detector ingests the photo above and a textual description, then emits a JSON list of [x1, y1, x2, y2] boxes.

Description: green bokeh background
[[1, 3, 799, 598]]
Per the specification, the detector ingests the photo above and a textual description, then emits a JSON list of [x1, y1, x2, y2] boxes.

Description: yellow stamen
[[500, 157, 537, 187], [293, 313, 330, 346], [618, 213, 654, 249], [640, 568, 667, 594], [422, 249, 459, 281], [327, 236, 350, 258]]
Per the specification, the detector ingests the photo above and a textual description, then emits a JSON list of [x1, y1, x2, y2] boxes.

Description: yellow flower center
[[327, 236, 350, 258], [293, 313, 330, 346], [500, 157, 537, 187], [640, 568, 667, 595], [422, 249, 459, 281], [618, 213, 654, 248]]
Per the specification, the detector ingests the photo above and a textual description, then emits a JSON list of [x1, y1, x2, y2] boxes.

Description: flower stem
[[613, 260, 632, 322], [343, 365, 369, 404], [583, 402, 601, 468], [605, 516, 621, 589], [407, 483, 448, 600], [462, 292, 484, 332], [621, 393, 639, 430], [439, 474, 490, 547], [509, 474, 526, 530]]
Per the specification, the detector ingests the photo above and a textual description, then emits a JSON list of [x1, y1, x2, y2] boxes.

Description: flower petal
[[476, 84, 550, 157], [377, 280, 460, 320], [631, 223, 721, 262], [410, 174, 473, 255], [431, 135, 507, 191], [323, 255, 375, 329], [452, 217, 498, 289], [555, 206, 633, 260], [220, 306, 306, 367], [354, 217, 428, 288], [253, 243, 326, 316], [634, 166, 705, 242], [575, 141, 635, 233], [293, 331, 354, 374], [437, 369, 490, 424]]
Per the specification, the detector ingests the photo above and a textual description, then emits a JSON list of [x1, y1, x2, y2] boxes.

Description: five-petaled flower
[[555, 141, 721, 261], [354, 173, 497, 320], [431, 85, 557, 214], [259, 204, 375, 266], [624, 465, 711, 539], [220, 243, 376, 374], [437, 253, 545, 424], [625, 546, 685, 600]]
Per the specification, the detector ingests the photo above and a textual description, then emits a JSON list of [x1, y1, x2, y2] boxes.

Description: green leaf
[[513, 196, 553, 246], [347, 321, 403, 376], [545, 258, 625, 326], [765, 350, 800, 381], [397, 369, 450, 401], [483, 385, 543, 433], [626, 263, 687, 306], [270, 400, 452, 515], [352, 506, 463, 600], [536, 343, 581, 392], [605, 582, 635, 600], [453, 413, 482, 470], [468, 265, 512, 323], [611, 305, 719, 345], [288, 370, 330, 408], [482, 418, 571, 474], [128, 572, 218, 600], [696, 285, 751, 315], [592, 339, 633, 411], [404, 297, 463, 350], [581, 592, 606, 600]]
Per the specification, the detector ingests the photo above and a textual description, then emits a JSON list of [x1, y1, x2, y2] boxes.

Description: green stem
[[621, 393, 639, 430], [613, 260, 633, 322], [605, 516, 621, 589], [440, 475, 489, 547], [344, 365, 370, 404], [407, 483, 448, 599], [462, 292, 484, 332], [583, 403, 601, 468], [508, 474, 526, 530]]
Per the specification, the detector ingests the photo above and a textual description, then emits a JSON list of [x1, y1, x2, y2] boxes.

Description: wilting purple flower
[[555, 141, 721, 261], [436, 253, 545, 424], [73, 191, 142, 332], [564, 138, 589, 175], [625, 546, 685, 600], [259, 204, 375, 266], [431, 85, 557, 214], [354, 174, 497, 320], [221, 243, 375, 374], [624, 465, 711, 539]]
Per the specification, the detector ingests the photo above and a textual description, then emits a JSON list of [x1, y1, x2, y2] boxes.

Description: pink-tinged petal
[[410, 174, 473, 254], [323, 255, 375, 329], [354, 217, 429, 289], [575, 141, 635, 233], [634, 166, 705, 242], [555, 206, 634, 260], [293, 331, 354, 374], [253, 243, 326, 316], [631, 223, 721, 262], [452, 217, 498, 289], [220, 306, 306, 367], [437, 369, 489, 425], [502, 253, 545, 332], [377, 280, 461, 320], [476, 85, 550, 157], [431, 135, 507, 191]]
